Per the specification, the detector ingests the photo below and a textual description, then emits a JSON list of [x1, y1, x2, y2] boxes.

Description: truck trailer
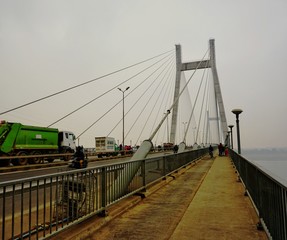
[[95, 136, 119, 157], [0, 121, 76, 166]]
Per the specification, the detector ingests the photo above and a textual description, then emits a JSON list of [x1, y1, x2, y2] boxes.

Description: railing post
[[99, 166, 107, 217], [2, 186, 6, 240], [142, 160, 146, 188], [256, 168, 263, 230], [281, 188, 287, 239], [163, 156, 167, 178]]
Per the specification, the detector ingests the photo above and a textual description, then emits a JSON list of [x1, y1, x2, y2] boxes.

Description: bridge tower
[[170, 39, 228, 144], [118, 39, 228, 198], [169, 45, 182, 145]]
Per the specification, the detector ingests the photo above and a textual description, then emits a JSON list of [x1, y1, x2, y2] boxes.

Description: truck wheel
[[16, 151, 28, 166], [29, 151, 42, 164]]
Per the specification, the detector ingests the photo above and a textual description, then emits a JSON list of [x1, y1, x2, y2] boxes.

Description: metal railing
[[230, 149, 287, 240], [0, 148, 208, 240]]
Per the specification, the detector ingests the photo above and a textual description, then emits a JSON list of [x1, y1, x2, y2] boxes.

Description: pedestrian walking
[[173, 144, 178, 153], [209, 145, 214, 159], [218, 143, 224, 156]]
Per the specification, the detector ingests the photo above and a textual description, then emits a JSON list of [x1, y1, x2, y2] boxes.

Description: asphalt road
[[0, 151, 172, 183]]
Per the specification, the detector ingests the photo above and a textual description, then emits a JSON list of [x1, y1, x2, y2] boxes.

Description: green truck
[[0, 121, 76, 166]]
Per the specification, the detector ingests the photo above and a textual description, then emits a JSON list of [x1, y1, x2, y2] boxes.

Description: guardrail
[[0, 148, 208, 240], [0, 148, 170, 166], [229, 149, 287, 240]]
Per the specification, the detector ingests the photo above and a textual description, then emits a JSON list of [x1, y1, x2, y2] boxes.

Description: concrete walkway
[[169, 156, 267, 240], [54, 156, 267, 240]]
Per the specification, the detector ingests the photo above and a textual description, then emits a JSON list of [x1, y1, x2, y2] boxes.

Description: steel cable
[[77, 53, 174, 139], [106, 55, 175, 140], [0, 49, 173, 116], [48, 52, 174, 128]]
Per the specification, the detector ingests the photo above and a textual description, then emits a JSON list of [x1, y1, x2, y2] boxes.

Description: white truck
[[95, 137, 119, 157]]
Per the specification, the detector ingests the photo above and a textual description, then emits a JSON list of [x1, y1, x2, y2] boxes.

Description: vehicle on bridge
[[163, 142, 174, 151], [0, 121, 76, 166], [95, 136, 119, 157], [95, 136, 134, 157]]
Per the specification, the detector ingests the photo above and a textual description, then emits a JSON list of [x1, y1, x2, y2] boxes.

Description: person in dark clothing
[[70, 146, 88, 169], [218, 143, 224, 156], [173, 144, 179, 153], [209, 145, 214, 158]]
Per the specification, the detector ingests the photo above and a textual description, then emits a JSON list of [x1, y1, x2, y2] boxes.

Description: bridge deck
[[54, 155, 268, 240]]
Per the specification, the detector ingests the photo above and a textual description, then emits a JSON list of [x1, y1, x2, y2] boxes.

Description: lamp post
[[231, 109, 243, 154], [228, 125, 234, 149], [118, 87, 130, 152], [167, 114, 170, 143]]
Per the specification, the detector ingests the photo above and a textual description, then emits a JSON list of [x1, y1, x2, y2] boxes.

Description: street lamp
[[231, 109, 243, 154], [118, 87, 130, 152], [228, 125, 234, 149]]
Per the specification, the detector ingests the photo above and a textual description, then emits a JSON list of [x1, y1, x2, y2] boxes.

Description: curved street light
[[232, 109, 243, 154], [118, 87, 130, 152], [228, 124, 234, 149]]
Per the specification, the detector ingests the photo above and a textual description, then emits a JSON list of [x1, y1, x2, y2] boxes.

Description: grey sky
[[1, 0, 287, 149]]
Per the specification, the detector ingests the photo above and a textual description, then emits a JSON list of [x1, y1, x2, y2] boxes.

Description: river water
[[242, 148, 287, 187]]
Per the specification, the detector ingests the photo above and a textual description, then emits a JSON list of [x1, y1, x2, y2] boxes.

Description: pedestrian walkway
[[54, 155, 267, 240], [169, 155, 267, 240]]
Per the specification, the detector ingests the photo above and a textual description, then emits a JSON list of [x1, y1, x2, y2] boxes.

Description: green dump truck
[[0, 121, 76, 166]]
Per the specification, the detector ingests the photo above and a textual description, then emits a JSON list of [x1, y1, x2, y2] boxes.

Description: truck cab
[[58, 131, 76, 153]]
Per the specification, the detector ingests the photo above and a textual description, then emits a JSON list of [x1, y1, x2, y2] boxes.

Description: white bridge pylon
[[132, 39, 228, 161], [113, 39, 228, 199], [171, 39, 228, 150]]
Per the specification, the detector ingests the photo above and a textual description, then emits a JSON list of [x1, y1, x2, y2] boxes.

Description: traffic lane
[[0, 152, 172, 183], [0, 157, 130, 182]]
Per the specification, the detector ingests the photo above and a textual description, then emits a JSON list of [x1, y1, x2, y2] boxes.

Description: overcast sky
[[0, 0, 287, 149]]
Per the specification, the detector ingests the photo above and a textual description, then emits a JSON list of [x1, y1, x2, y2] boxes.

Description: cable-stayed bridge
[[1, 39, 227, 152], [1, 40, 285, 240]]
